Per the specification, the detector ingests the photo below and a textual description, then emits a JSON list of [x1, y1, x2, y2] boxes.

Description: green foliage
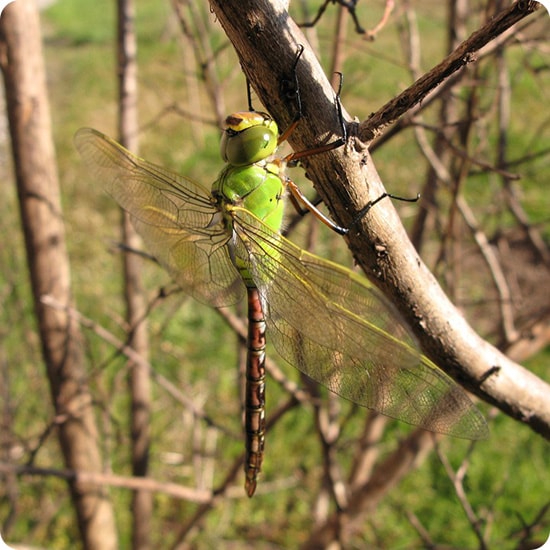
[[44, 0, 115, 45]]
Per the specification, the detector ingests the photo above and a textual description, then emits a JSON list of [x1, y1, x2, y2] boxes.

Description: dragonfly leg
[[351, 192, 421, 226], [299, 0, 366, 34], [278, 46, 347, 164], [277, 45, 305, 146], [298, 0, 334, 30], [283, 71, 348, 167], [276, 51, 350, 235], [286, 178, 349, 235]]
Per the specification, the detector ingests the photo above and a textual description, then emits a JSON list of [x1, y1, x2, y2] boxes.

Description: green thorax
[[212, 162, 285, 232]]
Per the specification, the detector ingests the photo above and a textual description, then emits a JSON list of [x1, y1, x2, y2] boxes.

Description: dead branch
[[209, 0, 550, 439], [359, 1, 542, 142]]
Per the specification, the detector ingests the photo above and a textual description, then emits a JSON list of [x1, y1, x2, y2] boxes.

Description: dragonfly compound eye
[[220, 112, 279, 166]]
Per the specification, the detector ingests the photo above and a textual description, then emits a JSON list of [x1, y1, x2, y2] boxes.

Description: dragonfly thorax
[[220, 111, 279, 166], [211, 162, 286, 233]]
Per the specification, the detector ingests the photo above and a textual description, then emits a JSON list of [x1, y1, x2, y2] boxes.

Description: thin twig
[[347, 412, 387, 490], [436, 443, 488, 549], [359, 1, 541, 142], [171, 396, 301, 547], [0, 462, 212, 503], [364, 0, 394, 40], [40, 294, 234, 437], [457, 196, 519, 344]]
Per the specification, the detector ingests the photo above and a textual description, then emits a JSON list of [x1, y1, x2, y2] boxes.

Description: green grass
[[0, 0, 548, 548]]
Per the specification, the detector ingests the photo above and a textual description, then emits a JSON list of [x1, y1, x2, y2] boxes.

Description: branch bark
[[208, 0, 550, 439], [0, 1, 118, 547], [116, 1, 153, 547]]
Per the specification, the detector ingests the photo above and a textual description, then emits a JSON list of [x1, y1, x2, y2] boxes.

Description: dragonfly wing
[[75, 128, 244, 307], [232, 208, 487, 440]]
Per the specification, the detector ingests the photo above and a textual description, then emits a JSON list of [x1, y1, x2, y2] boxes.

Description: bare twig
[[359, 1, 542, 142], [437, 443, 488, 549], [404, 509, 434, 547], [302, 429, 438, 548], [40, 294, 234, 437], [370, 9, 545, 152], [348, 412, 387, 490], [0, 462, 212, 503], [171, 0, 228, 125], [457, 196, 519, 344], [170, 396, 301, 548], [365, 0, 394, 40], [0, 2, 118, 543]]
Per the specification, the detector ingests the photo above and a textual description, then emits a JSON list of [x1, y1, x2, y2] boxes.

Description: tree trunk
[[0, 1, 118, 548], [117, 0, 152, 548]]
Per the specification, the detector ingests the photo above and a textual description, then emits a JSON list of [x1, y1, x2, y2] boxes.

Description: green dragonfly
[[75, 106, 487, 498]]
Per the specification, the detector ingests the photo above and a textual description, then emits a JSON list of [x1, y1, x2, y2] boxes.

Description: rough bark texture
[[117, 0, 153, 547], [209, 0, 550, 438], [0, 1, 118, 547]]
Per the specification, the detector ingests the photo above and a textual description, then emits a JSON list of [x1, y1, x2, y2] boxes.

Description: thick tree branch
[[209, 0, 550, 439]]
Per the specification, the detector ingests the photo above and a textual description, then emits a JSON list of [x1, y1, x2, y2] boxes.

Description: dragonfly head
[[220, 111, 279, 166]]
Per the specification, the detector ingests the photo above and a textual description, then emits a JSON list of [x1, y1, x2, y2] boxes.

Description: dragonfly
[[75, 89, 487, 499]]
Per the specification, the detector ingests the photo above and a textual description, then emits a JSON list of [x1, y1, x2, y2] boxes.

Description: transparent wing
[[232, 208, 488, 439], [74, 128, 244, 307]]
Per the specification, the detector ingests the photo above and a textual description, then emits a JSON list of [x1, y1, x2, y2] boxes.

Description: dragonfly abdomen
[[244, 287, 267, 497]]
